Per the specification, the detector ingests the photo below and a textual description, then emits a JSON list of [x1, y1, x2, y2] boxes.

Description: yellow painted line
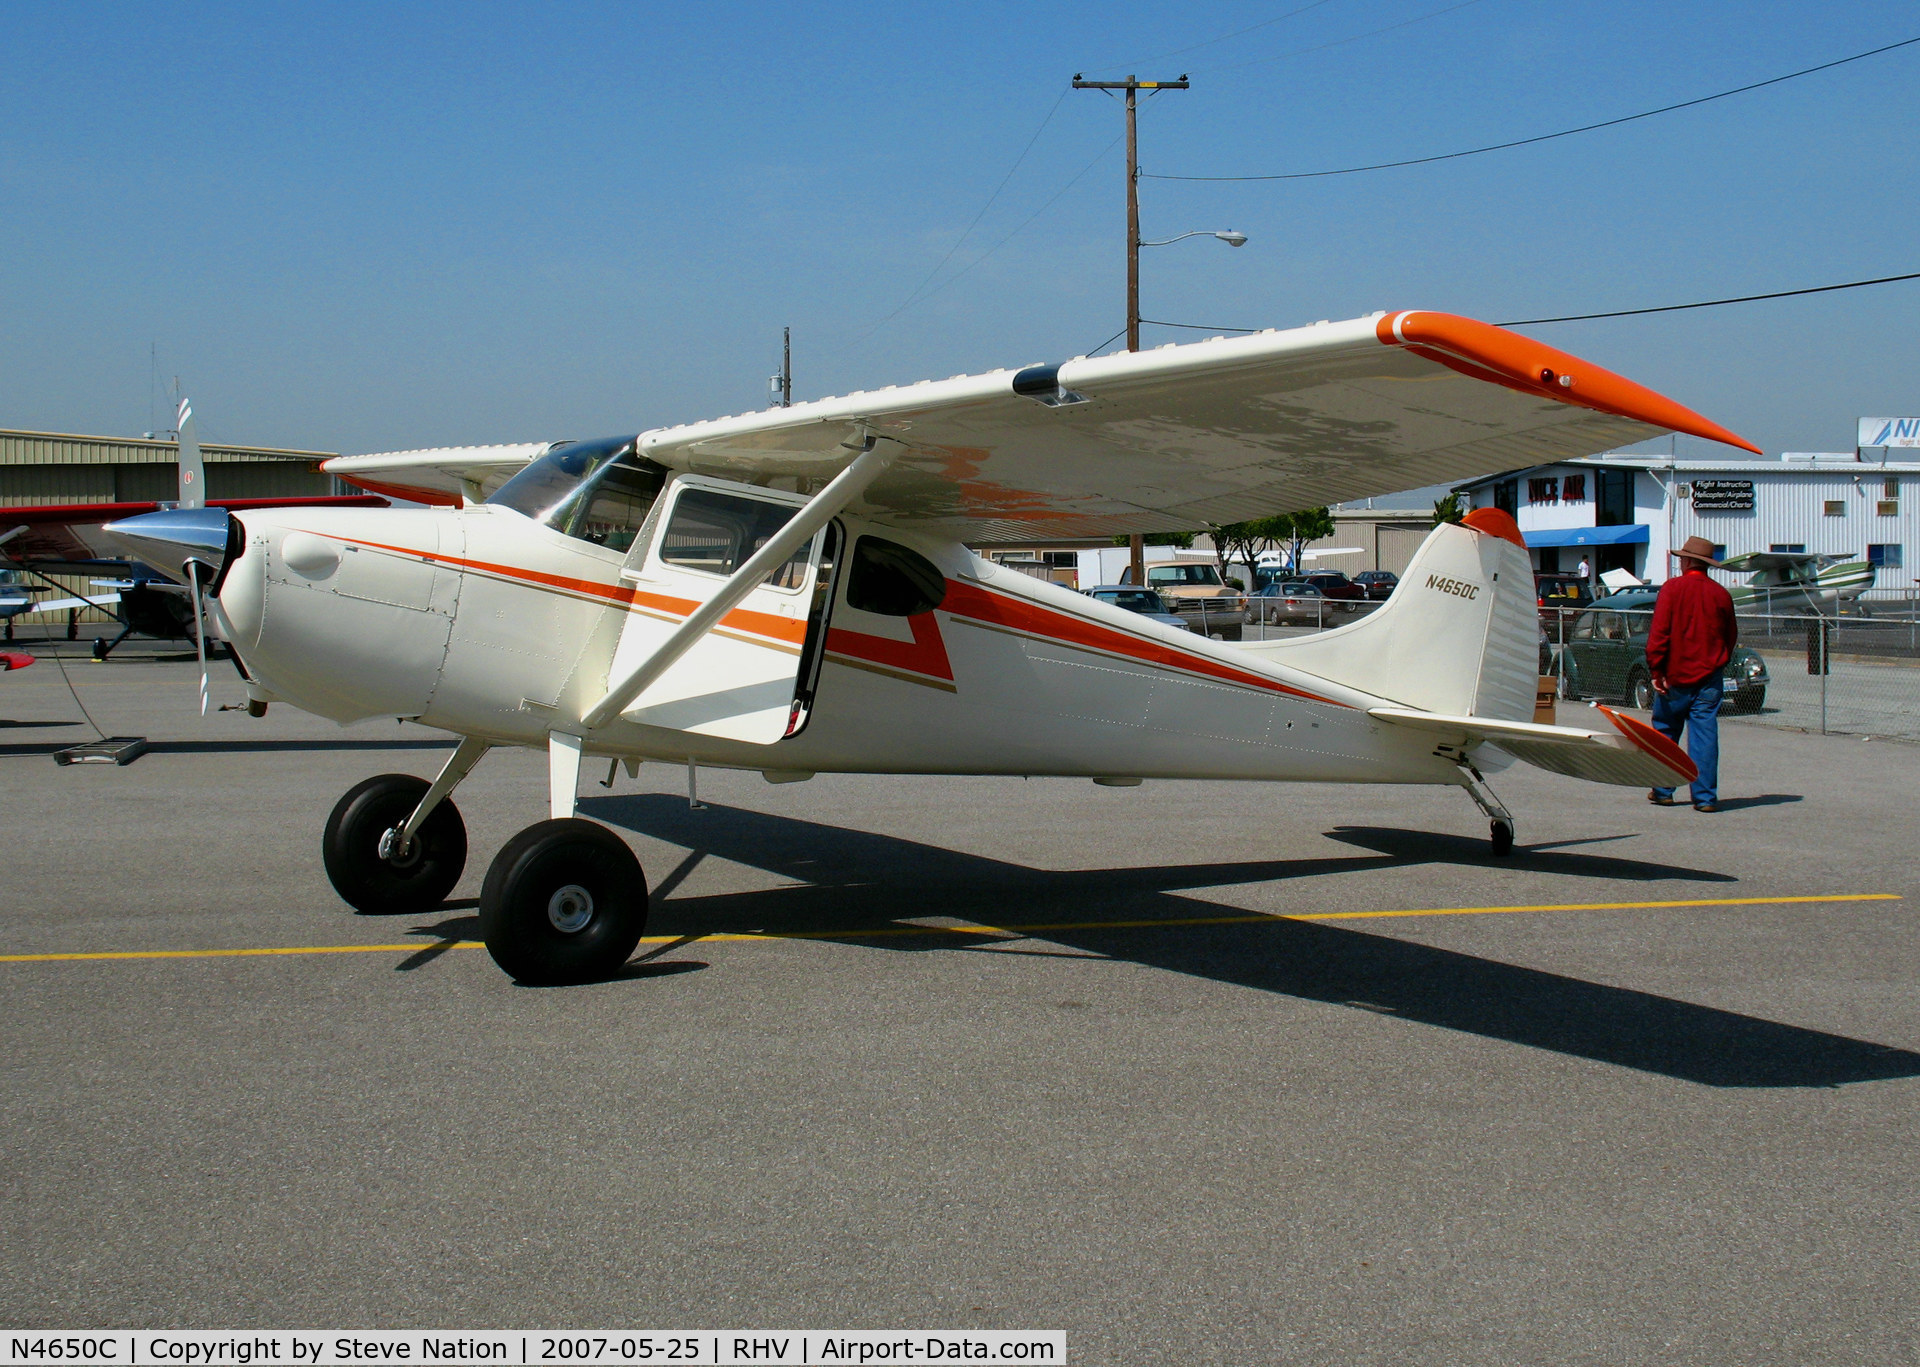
[[0, 893, 1897, 964]]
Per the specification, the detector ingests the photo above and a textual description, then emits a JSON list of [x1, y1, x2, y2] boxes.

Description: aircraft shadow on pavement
[[146, 738, 451, 755], [581, 793, 1920, 1091]]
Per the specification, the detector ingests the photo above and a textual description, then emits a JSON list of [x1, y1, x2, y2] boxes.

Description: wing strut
[[578, 435, 896, 732]]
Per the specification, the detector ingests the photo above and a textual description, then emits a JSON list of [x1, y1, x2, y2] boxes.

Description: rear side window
[[660, 488, 812, 590], [846, 536, 947, 616]]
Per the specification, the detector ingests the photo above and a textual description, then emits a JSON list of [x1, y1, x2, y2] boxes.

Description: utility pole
[[770, 326, 792, 408], [1073, 72, 1188, 584]]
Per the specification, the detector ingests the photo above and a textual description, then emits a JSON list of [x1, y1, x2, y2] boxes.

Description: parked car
[[1353, 570, 1399, 601], [1303, 571, 1366, 612], [1250, 580, 1330, 625], [1536, 573, 1594, 641], [1143, 562, 1247, 640], [1558, 604, 1768, 712], [1085, 585, 1191, 632]]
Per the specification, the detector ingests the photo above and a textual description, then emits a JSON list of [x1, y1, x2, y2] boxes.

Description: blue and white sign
[[1858, 417, 1920, 448]]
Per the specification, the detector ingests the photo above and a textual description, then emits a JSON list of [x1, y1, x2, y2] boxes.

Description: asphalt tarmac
[[3, 644, 1917, 1364]]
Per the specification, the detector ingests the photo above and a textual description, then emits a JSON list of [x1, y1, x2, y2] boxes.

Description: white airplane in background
[[107, 310, 1758, 985]]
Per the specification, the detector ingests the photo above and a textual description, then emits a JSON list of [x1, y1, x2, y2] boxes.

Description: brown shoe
[[1693, 802, 1721, 813], [1648, 791, 1677, 806]]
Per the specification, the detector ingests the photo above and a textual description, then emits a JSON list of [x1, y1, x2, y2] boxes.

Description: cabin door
[[608, 475, 830, 744]]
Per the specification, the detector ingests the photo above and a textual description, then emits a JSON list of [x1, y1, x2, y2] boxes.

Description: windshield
[[487, 436, 639, 521], [1093, 589, 1166, 613], [1146, 564, 1222, 587]]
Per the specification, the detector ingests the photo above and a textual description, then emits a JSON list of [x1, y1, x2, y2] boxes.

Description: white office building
[[1453, 453, 1918, 592]]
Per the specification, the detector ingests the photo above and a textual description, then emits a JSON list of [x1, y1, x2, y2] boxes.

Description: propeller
[[186, 559, 209, 716]]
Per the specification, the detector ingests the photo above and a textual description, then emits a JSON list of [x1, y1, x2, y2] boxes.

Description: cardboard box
[[1534, 676, 1558, 726]]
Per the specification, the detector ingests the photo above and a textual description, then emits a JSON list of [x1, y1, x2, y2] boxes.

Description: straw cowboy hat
[[1668, 535, 1725, 567]]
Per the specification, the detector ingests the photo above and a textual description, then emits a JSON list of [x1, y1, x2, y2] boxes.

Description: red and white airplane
[[107, 311, 1758, 984]]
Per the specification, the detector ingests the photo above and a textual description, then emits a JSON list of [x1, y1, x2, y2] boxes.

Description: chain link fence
[[1543, 603, 1920, 742], [1236, 592, 1920, 743]]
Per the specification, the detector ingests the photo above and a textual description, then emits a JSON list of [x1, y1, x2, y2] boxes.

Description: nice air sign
[[1859, 417, 1920, 448]]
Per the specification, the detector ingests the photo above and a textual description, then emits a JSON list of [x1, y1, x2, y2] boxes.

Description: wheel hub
[[547, 883, 595, 933], [377, 826, 422, 869]]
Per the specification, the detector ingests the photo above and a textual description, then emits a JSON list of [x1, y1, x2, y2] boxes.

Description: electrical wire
[[1150, 35, 1920, 181], [866, 87, 1072, 330], [1134, 269, 1920, 337], [1498, 270, 1920, 326], [1084, 325, 1130, 357], [1205, 0, 1488, 75], [45, 636, 109, 741], [1081, 0, 1346, 75], [869, 133, 1125, 322]]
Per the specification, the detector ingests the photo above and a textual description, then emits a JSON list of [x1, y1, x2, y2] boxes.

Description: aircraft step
[[53, 736, 150, 767]]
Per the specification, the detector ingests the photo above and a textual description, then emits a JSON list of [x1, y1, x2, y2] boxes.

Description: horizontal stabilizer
[[1369, 704, 1698, 789]]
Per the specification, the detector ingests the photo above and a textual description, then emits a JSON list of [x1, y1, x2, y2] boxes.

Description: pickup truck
[[1144, 563, 1248, 640]]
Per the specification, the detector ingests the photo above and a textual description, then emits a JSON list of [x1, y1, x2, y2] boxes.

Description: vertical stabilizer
[[176, 396, 204, 509], [1238, 508, 1538, 720]]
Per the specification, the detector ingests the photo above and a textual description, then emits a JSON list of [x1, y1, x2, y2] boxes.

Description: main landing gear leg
[[1455, 760, 1517, 857], [477, 729, 650, 986], [321, 736, 490, 914]]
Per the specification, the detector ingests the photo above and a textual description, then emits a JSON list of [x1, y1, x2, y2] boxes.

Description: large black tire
[[479, 819, 648, 985], [322, 774, 468, 915], [1490, 819, 1515, 857]]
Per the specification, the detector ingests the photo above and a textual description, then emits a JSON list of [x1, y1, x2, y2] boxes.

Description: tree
[[1431, 492, 1466, 527], [1208, 508, 1334, 584]]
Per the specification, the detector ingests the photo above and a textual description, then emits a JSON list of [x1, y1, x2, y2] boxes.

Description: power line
[[1134, 269, 1920, 336], [1081, 0, 1345, 75], [1205, 0, 1488, 76], [1150, 35, 1920, 181], [1499, 270, 1920, 326], [867, 87, 1071, 328], [879, 133, 1125, 318]]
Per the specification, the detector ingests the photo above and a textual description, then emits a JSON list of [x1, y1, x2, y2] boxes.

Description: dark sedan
[[1303, 571, 1366, 612], [1558, 604, 1768, 713], [1353, 570, 1398, 601]]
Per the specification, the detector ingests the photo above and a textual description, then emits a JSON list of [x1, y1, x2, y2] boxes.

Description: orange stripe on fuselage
[[321, 533, 807, 645], [314, 530, 1339, 703], [939, 579, 1340, 704]]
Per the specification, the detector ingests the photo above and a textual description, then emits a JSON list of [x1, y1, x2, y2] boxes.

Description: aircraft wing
[[1719, 551, 1821, 573], [321, 443, 551, 505], [635, 311, 1758, 540], [19, 592, 121, 614]]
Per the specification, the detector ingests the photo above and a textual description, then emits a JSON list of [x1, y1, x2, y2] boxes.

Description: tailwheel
[[478, 818, 649, 985], [323, 773, 468, 914], [1490, 818, 1515, 857]]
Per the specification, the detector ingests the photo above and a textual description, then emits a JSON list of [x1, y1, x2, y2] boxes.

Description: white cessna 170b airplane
[[107, 310, 1758, 984]]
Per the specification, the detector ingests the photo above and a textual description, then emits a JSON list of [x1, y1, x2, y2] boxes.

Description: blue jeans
[[1651, 678, 1722, 806]]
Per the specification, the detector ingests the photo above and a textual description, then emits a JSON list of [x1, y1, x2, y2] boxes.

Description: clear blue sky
[[2, 0, 1914, 459]]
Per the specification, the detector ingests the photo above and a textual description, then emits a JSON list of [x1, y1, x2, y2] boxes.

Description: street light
[[1139, 229, 1248, 248]]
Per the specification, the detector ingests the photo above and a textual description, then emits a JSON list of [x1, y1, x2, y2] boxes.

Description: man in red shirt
[[1646, 536, 1739, 812]]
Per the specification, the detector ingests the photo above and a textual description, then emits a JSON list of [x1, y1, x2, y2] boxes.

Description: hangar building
[[1453, 452, 1918, 594], [1, 427, 338, 627]]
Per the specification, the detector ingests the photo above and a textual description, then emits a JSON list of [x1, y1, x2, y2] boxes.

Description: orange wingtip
[[1460, 506, 1526, 548], [1597, 704, 1699, 783], [1377, 311, 1761, 454]]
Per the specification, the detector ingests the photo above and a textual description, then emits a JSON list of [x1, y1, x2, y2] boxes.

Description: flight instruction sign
[[1859, 417, 1920, 448], [1689, 478, 1754, 511]]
